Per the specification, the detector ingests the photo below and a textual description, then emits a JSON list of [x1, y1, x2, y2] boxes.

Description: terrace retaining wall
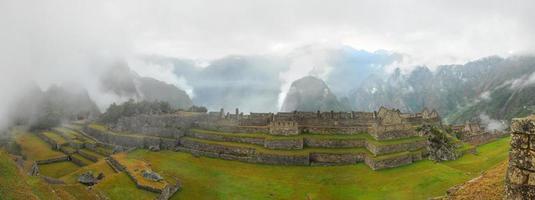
[[505, 115, 535, 199]]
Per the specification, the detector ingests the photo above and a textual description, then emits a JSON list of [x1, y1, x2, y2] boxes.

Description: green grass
[[190, 128, 426, 146], [60, 160, 117, 184], [15, 131, 65, 161], [42, 131, 68, 145], [126, 136, 511, 200], [71, 153, 94, 166], [95, 172, 158, 200], [39, 161, 81, 178], [79, 149, 104, 160]]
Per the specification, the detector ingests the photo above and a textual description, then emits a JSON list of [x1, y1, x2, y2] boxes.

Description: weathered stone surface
[[78, 171, 97, 185], [303, 137, 364, 148], [364, 154, 413, 170], [309, 152, 362, 165], [511, 116, 535, 134], [366, 140, 426, 156], [254, 152, 310, 165], [512, 133, 529, 149], [179, 138, 255, 157], [508, 166, 528, 185], [187, 131, 264, 146], [28, 162, 39, 176], [506, 115, 535, 200], [142, 170, 163, 182], [264, 138, 303, 150], [149, 145, 161, 152]]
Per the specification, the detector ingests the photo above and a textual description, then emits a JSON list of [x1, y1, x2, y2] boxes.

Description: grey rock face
[[78, 171, 97, 186], [142, 170, 163, 182]]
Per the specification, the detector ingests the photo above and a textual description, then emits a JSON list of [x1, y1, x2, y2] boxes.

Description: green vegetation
[[126, 136, 510, 200], [60, 160, 116, 184], [191, 128, 426, 146], [79, 149, 104, 160], [99, 99, 174, 124], [39, 161, 80, 178], [71, 153, 94, 166], [96, 172, 158, 200], [15, 131, 65, 161], [42, 131, 67, 145]]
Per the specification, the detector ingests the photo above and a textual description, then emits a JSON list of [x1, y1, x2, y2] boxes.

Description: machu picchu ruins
[[79, 106, 445, 170]]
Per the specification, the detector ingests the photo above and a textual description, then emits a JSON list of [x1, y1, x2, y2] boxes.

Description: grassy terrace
[[42, 131, 68, 145], [71, 153, 94, 166], [60, 160, 117, 184], [79, 148, 104, 159], [15, 130, 65, 161], [182, 136, 423, 160], [39, 161, 80, 178], [126, 136, 511, 200], [190, 128, 426, 146], [88, 123, 161, 139], [96, 172, 158, 200]]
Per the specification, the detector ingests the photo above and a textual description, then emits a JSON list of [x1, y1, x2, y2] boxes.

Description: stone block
[[511, 133, 529, 149], [511, 116, 535, 134], [509, 148, 530, 170], [508, 166, 528, 185]]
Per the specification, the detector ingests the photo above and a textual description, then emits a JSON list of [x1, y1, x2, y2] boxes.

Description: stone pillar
[[219, 108, 224, 119], [505, 115, 535, 199], [235, 108, 239, 120]]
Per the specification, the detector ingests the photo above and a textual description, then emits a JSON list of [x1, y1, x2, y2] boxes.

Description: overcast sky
[[1, 0, 535, 127]]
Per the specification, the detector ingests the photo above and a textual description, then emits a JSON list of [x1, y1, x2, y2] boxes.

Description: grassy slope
[[39, 161, 81, 178], [15, 131, 65, 161], [60, 160, 116, 184], [125, 136, 511, 200], [95, 172, 158, 200]]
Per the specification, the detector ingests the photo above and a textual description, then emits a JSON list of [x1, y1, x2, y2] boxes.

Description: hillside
[[100, 63, 193, 109], [350, 56, 535, 124], [281, 76, 348, 111]]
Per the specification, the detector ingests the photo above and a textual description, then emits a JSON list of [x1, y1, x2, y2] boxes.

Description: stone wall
[[113, 114, 194, 138], [179, 137, 256, 157], [462, 130, 509, 146], [365, 140, 427, 155], [186, 131, 264, 146], [303, 137, 365, 148], [505, 115, 535, 199], [84, 126, 176, 150], [309, 152, 364, 165], [35, 155, 69, 165], [370, 123, 419, 140], [364, 153, 413, 170], [263, 138, 303, 150], [254, 152, 310, 165]]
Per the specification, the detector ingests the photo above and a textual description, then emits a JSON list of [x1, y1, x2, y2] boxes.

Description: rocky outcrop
[[78, 171, 97, 186], [505, 115, 535, 199], [28, 162, 39, 176]]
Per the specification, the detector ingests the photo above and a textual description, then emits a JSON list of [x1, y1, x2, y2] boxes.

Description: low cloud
[[510, 71, 535, 89], [479, 113, 506, 132]]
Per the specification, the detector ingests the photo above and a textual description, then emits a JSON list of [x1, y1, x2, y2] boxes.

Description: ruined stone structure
[[452, 121, 508, 145], [505, 115, 535, 199], [83, 106, 446, 170]]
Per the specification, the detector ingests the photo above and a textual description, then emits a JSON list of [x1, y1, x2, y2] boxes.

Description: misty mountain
[[8, 83, 100, 129], [100, 64, 193, 109], [281, 76, 348, 112], [141, 45, 400, 112], [350, 56, 535, 124]]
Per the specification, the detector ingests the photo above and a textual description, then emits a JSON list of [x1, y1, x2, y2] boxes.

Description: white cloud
[[479, 113, 506, 132], [510, 72, 535, 89]]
